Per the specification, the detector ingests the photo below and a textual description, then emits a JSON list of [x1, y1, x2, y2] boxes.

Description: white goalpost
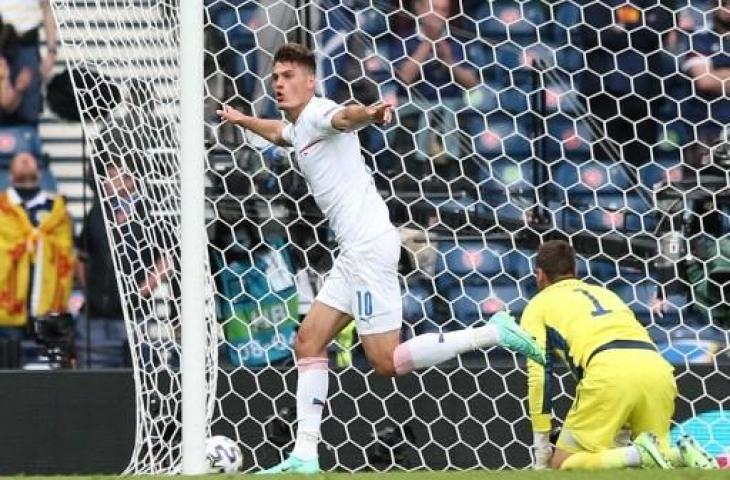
[[179, 0, 208, 474], [51, 0, 730, 474], [52, 0, 217, 473]]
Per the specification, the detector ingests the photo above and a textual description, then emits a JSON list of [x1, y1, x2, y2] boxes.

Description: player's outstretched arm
[[217, 105, 290, 146], [331, 101, 393, 132], [521, 304, 554, 469]]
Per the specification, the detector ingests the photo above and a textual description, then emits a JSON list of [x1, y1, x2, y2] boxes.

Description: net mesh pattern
[[52, 0, 729, 473]]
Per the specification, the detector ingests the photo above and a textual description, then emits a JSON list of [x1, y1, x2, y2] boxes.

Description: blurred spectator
[[396, 0, 479, 95], [75, 174, 128, 368], [0, 127, 56, 191], [683, 0, 730, 144], [0, 55, 31, 117], [579, 1, 669, 165], [95, 78, 174, 177], [101, 163, 171, 309], [99, 162, 175, 366], [206, 0, 262, 113], [0, 151, 73, 343], [375, 0, 479, 162], [0, 0, 58, 125], [685, 238, 730, 328]]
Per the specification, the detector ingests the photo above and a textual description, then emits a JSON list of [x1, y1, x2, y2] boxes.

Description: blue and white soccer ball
[[206, 435, 243, 473]]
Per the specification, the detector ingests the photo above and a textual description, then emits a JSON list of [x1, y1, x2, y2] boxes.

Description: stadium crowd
[[0, 0, 725, 370], [0, 0, 75, 368], [204, 0, 729, 370]]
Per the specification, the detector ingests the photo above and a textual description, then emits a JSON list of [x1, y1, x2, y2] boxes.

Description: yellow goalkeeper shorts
[[556, 348, 677, 454]]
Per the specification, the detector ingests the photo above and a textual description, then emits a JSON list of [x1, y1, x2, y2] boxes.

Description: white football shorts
[[316, 229, 402, 335]]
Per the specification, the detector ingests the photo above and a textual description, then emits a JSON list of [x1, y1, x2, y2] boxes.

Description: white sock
[[290, 357, 328, 460], [625, 446, 641, 467], [393, 325, 499, 375]]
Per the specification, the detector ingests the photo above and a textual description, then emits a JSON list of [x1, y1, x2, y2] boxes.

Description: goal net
[[52, 0, 729, 473]]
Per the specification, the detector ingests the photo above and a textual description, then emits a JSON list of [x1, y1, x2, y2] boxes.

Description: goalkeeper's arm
[[521, 303, 554, 469], [216, 105, 290, 147]]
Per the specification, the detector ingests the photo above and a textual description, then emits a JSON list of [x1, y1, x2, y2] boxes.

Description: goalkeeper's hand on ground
[[614, 426, 632, 447], [533, 431, 553, 470]]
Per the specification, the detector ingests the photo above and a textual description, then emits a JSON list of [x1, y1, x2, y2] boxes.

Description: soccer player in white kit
[[217, 43, 544, 475]]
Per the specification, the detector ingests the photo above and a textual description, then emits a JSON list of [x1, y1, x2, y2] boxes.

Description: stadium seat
[[446, 284, 492, 327], [479, 158, 537, 221], [544, 117, 591, 161], [493, 43, 524, 70], [552, 159, 638, 194], [606, 279, 637, 305], [566, 190, 652, 212], [640, 150, 685, 188], [575, 255, 590, 279], [489, 157, 534, 188], [554, 0, 581, 28], [633, 281, 659, 317], [0, 125, 43, 168], [491, 282, 529, 315], [603, 279, 658, 320], [357, 7, 387, 37], [465, 40, 493, 70], [635, 293, 709, 330], [575, 206, 657, 232], [402, 277, 438, 334], [479, 0, 546, 41], [208, 1, 261, 103], [434, 240, 507, 289], [554, 44, 585, 73], [492, 202, 531, 224], [433, 240, 538, 304], [618, 263, 648, 283], [585, 260, 618, 283], [498, 87, 529, 115], [443, 284, 501, 327], [541, 78, 583, 115], [503, 249, 532, 280], [444, 278, 530, 328], [654, 291, 694, 325], [550, 160, 580, 190], [477, 115, 533, 161]]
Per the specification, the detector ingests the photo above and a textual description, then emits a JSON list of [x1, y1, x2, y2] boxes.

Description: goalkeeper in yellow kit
[[520, 240, 717, 470]]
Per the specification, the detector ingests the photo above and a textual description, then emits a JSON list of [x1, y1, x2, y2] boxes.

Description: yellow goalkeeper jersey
[[520, 278, 654, 432]]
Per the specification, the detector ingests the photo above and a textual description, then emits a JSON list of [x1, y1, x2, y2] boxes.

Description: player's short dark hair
[[273, 43, 316, 74], [536, 240, 576, 282]]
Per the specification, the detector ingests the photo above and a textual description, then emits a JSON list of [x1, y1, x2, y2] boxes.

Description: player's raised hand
[[216, 104, 247, 125], [366, 101, 393, 125]]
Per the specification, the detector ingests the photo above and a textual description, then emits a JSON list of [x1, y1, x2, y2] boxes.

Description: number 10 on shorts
[[356, 289, 373, 321]]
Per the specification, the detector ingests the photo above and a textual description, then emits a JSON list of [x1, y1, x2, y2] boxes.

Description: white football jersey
[[281, 96, 394, 249]]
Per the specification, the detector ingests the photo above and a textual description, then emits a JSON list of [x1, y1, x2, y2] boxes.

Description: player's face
[[272, 61, 315, 115]]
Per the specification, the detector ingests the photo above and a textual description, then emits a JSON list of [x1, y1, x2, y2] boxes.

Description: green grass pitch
[[227, 471, 728, 480], [253, 470, 729, 480], [14, 470, 728, 480]]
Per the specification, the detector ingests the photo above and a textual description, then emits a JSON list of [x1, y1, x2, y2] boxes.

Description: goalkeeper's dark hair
[[273, 43, 316, 74], [536, 240, 576, 282]]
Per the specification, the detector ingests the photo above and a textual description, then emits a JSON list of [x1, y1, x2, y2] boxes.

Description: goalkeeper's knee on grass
[[559, 432, 672, 470], [559, 448, 641, 470]]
